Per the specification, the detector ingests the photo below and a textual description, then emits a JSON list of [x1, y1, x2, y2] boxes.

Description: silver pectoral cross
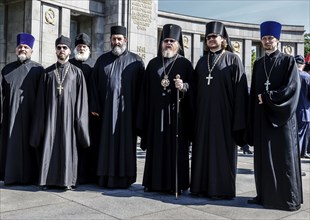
[[264, 80, 271, 91], [57, 84, 64, 95], [206, 73, 213, 85]]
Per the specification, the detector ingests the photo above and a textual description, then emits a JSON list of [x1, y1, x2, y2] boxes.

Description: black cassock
[[137, 55, 193, 192], [0, 59, 43, 184], [70, 57, 99, 184], [191, 49, 248, 197], [248, 50, 303, 211], [91, 50, 144, 188], [30, 62, 90, 187]]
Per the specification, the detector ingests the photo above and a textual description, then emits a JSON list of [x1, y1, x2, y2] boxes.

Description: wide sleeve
[[262, 57, 300, 127], [232, 55, 249, 146], [29, 72, 47, 148], [75, 69, 90, 148]]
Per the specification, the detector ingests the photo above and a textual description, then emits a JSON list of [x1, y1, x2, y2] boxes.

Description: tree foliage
[[305, 33, 310, 57]]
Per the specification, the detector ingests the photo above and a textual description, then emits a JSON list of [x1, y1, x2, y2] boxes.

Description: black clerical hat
[[55, 35, 71, 48], [158, 24, 184, 56], [75, 33, 91, 47], [111, 26, 127, 37], [16, 33, 35, 48], [205, 21, 233, 52]]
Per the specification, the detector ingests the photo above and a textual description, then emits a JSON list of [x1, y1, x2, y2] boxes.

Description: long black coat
[[0, 59, 43, 184], [248, 50, 303, 211], [91, 50, 144, 188], [190, 50, 248, 197], [137, 54, 194, 192], [30, 62, 90, 187]]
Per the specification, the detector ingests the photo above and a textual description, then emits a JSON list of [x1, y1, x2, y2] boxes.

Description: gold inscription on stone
[[131, 0, 152, 31], [137, 46, 146, 60]]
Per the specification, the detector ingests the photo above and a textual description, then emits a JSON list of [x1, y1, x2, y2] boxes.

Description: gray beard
[[112, 44, 126, 56], [74, 48, 90, 61], [162, 49, 177, 58], [17, 54, 28, 62]]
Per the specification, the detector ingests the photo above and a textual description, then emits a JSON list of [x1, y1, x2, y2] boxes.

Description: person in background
[[91, 26, 145, 189], [247, 21, 302, 211], [0, 33, 43, 185], [137, 24, 193, 194], [30, 35, 90, 190], [70, 33, 99, 184], [190, 21, 249, 199], [294, 55, 310, 160]]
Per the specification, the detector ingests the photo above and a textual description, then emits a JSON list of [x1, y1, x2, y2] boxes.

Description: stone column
[[128, 0, 158, 65], [244, 39, 252, 82], [192, 33, 202, 67], [92, 16, 105, 59]]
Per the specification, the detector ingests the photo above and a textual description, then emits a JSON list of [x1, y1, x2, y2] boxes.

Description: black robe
[[190, 49, 248, 198], [0, 59, 43, 185], [30, 62, 90, 188], [137, 55, 193, 192], [91, 50, 145, 188], [248, 50, 303, 211], [70, 57, 99, 184]]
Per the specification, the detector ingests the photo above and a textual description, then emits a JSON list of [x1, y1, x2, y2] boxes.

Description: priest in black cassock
[[190, 21, 248, 199], [0, 33, 43, 185], [247, 21, 303, 211], [137, 24, 193, 194], [91, 26, 145, 188], [69, 33, 99, 184], [30, 35, 90, 190]]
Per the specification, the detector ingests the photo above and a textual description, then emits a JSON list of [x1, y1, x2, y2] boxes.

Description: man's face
[[56, 44, 71, 61], [161, 38, 178, 58], [74, 44, 90, 61], [16, 44, 32, 62], [206, 33, 223, 50], [111, 34, 127, 56], [261, 35, 278, 51]]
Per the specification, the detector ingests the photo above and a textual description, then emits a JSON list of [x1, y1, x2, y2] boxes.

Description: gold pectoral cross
[[206, 73, 213, 85], [57, 84, 64, 95]]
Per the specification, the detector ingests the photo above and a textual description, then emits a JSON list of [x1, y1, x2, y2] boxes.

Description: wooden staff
[[175, 74, 180, 199]]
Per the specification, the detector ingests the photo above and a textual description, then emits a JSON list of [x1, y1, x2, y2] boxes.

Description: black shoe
[[248, 197, 261, 204], [302, 172, 306, 176], [243, 149, 253, 154], [41, 186, 49, 190], [303, 154, 310, 159]]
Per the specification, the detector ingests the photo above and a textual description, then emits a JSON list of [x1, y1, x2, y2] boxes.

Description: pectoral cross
[[57, 84, 64, 95], [264, 80, 271, 91], [206, 73, 213, 85]]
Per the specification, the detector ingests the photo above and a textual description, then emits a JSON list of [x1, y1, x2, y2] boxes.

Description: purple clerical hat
[[260, 21, 282, 40], [16, 33, 35, 48]]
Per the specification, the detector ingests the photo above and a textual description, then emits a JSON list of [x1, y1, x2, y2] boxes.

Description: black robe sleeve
[[262, 55, 300, 127]]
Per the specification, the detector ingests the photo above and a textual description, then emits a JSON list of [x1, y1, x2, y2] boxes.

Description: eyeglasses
[[57, 46, 69, 50], [207, 34, 220, 40], [163, 39, 176, 43]]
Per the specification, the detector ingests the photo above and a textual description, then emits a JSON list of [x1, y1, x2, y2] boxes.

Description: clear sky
[[158, 0, 310, 34]]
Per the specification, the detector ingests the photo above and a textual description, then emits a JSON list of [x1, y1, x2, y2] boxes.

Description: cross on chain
[[57, 84, 64, 95], [206, 73, 213, 85], [264, 80, 271, 91]]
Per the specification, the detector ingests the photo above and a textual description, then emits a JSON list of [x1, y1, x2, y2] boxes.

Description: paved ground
[[0, 147, 309, 220]]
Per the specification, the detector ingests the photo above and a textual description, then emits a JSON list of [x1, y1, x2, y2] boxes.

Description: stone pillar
[[244, 39, 252, 82], [128, 0, 158, 65], [92, 16, 105, 59], [60, 8, 71, 37], [296, 43, 305, 56], [0, 4, 5, 69], [192, 33, 202, 67]]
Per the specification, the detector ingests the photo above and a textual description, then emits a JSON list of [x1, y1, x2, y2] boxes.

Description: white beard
[[112, 44, 126, 56], [17, 54, 28, 62], [74, 48, 90, 61]]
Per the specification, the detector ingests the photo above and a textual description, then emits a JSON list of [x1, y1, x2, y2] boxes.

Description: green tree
[[305, 33, 310, 57]]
